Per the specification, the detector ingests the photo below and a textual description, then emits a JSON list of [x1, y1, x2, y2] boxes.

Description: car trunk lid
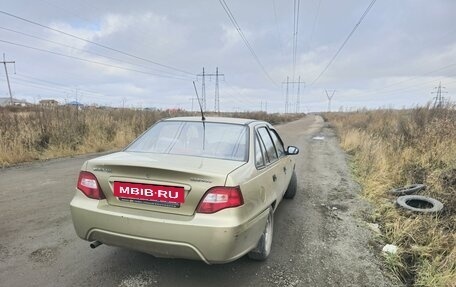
[[86, 152, 246, 216]]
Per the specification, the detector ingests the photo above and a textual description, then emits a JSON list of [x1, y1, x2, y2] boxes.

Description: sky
[[0, 0, 455, 112]]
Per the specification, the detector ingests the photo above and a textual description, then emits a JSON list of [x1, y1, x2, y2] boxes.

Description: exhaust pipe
[[90, 241, 103, 249]]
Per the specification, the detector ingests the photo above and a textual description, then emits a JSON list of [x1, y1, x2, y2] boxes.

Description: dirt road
[[0, 116, 397, 287]]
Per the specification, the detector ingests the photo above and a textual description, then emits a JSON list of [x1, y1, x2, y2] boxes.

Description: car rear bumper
[[70, 191, 268, 264]]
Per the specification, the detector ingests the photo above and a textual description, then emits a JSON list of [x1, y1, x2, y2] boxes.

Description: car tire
[[248, 207, 274, 261], [283, 171, 297, 199]]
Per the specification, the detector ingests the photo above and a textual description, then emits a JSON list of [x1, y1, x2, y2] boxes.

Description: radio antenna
[[192, 81, 205, 121]]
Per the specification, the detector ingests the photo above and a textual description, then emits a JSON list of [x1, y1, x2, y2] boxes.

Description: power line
[[1, 76, 100, 102], [218, 0, 278, 87], [36, 0, 188, 76], [360, 62, 456, 97], [0, 10, 194, 76], [11, 73, 104, 98], [292, 0, 300, 81], [1, 53, 15, 104], [14, 73, 97, 94], [271, 0, 283, 52], [309, 0, 322, 44], [0, 26, 194, 79], [223, 78, 260, 107], [310, 0, 377, 86], [0, 39, 191, 80], [361, 74, 456, 99], [39, 0, 91, 24], [9, 77, 80, 97]]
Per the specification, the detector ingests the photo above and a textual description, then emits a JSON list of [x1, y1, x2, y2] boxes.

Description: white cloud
[[0, 0, 455, 112]]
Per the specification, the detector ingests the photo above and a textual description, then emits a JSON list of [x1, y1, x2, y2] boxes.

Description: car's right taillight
[[77, 171, 105, 199], [196, 186, 244, 214]]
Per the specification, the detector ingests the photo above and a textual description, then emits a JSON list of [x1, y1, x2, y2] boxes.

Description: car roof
[[162, 116, 266, 126]]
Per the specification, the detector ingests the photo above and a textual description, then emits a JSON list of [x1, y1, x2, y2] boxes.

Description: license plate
[[113, 182, 185, 203]]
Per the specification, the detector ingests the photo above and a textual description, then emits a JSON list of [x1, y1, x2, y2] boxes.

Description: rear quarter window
[[269, 129, 286, 158], [254, 135, 265, 168], [257, 127, 278, 163]]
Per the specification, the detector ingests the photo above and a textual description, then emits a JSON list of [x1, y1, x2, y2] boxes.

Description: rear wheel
[[284, 171, 297, 199], [248, 207, 274, 261]]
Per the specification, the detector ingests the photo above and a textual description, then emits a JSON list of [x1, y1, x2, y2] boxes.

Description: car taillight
[[197, 186, 244, 214], [77, 171, 105, 199]]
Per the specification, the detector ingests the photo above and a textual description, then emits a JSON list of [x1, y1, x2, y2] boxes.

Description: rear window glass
[[126, 121, 248, 161]]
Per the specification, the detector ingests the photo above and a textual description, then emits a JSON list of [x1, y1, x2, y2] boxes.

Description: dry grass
[[0, 106, 303, 167], [324, 104, 456, 286], [0, 106, 167, 166]]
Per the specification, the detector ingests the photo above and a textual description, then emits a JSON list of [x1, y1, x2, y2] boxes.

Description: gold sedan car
[[70, 117, 299, 264]]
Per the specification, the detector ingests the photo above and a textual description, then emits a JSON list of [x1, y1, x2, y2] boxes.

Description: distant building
[[66, 100, 84, 107], [0, 97, 31, 107], [39, 99, 59, 107], [66, 100, 84, 110]]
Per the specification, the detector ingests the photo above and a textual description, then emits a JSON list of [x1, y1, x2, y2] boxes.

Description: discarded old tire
[[389, 184, 426, 196], [396, 195, 443, 213]]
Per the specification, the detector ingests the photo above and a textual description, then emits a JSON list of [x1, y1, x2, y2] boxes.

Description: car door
[[256, 126, 284, 204], [268, 127, 293, 197]]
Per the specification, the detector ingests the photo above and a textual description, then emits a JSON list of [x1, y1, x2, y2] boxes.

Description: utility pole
[[1, 53, 15, 105], [432, 82, 447, 108], [325, 89, 336, 112], [197, 67, 224, 112], [121, 97, 126, 109], [189, 97, 198, 112], [283, 76, 305, 113], [260, 101, 266, 112], [201, 67, 206, 111], [295, 75, 301, 113], [75, 88, 80, 119], [285, 76, 289, 113], [259, 101, 268, 113], [215, 67, 220, 113]]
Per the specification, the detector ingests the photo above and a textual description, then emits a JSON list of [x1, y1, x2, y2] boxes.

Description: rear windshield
[[126, 121, 248, 161]]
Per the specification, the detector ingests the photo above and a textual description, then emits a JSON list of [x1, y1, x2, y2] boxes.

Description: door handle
[[283, 167, 287, 174], [272, 174, 277, 182]]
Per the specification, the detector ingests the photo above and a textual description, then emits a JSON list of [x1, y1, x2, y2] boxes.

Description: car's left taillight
[[77, 171, 105, 199], [196, 186, 244, 214]]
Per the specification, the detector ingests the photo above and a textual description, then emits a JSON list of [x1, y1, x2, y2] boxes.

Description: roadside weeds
[[0, 106, 302, 167], [324, 105, 456, 287]]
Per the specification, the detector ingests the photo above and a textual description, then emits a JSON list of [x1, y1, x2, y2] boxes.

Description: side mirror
[[286, 146, 299, 155]]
